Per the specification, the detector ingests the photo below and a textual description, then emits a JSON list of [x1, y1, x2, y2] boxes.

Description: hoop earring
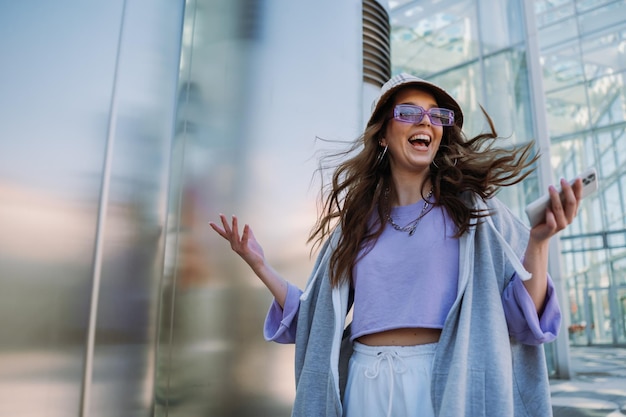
[[376, 145, 388, 166], [431, 159, 439, 169]]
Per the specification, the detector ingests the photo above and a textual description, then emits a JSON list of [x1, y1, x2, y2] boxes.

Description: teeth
[[409, 134, 430, 143]]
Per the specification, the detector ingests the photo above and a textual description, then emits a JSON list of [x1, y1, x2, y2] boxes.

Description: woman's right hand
[[209, 214, 265, 271], [209, 214, 289, 307]]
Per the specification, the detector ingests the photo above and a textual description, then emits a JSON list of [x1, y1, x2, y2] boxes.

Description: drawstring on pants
[[363, 350, 408, 417], [344, 341, 437, 417]]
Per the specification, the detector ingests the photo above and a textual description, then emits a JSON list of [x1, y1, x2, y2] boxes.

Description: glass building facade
[[388, 0, 626, 354], [537, 0, 626, 347]]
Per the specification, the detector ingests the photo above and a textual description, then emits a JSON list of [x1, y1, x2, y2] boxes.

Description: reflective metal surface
[[0, 0, 367, 415], [0, 0, 184, 415], [155, 1, 365, 415]]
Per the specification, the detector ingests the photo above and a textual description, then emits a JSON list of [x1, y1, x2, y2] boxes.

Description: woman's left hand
[[524, 178, 583, 312], [530, 177, 583, 242]]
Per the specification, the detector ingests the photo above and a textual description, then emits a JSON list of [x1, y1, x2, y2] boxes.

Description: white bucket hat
[[367, 72, 464, 129]]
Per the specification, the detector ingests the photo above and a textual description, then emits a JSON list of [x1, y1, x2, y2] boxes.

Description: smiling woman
[[210, 72, 584, 417], [379, 88, 445, 192]]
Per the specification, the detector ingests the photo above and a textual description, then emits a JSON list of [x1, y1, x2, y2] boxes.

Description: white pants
[[343, 342, 437, 417]]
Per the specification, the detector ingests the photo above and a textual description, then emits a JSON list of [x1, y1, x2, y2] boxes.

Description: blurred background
[[0, 0, 624, 416]]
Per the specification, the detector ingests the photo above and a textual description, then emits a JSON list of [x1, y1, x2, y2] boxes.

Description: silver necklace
[[386, 188, 433, 236]]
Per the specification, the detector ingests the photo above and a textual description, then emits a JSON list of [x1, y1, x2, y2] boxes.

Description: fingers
[[548, 178, 581, 231], [243, 224, 254, 241], [220, 213, 233, 235], [563, 177, 581, 218], [547, 184, 565, 229], [232, 215, 240, 239], [571, 177, 583, 200], [208, 214, 232, 239], [208, 221, 227, 238], [241, 223, 250, 243], [209, 214, 250, 250]]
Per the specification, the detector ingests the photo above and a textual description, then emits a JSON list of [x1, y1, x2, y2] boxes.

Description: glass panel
[[584, 197, 604, 232], [585, 288, 613, 344], [541, 42, 584, 92], [391, 0, 479, 75], [573, 252, 582, 271], [535, 0, 576, 27], [478, 0, 524, 54], [537, 16, 578, 49], [581, 29, 626, 79], [617, 287, 626, 344], [545, 83, 590, 136], [482, 48, 533, 145], [540, 3, 626, 351], [552, 137, 585, 181], [619, 176, 626, 229], [578, 1, 626, 34], [587, 75, 626, 128], [609, 98, 626, 130], [584, 134, 597, 168], [571, 209, 584, 235], [568, 277, 589, 345], [603, 181, 622, 228], [612, 255, 626, 285], [598, 135, 617, 178], [577, 0, 616, 13], [598, 260, 611, 287], [562, 237, 574, 253], [563, 252, 574, 272], [608, 233, 626, 249], [596, 128, 613, 154], [616, 127, 626, 168]]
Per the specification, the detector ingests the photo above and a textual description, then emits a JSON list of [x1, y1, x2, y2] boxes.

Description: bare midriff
[[356, 327, 442, 346]]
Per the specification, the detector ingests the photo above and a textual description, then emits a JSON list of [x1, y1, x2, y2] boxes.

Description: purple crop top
[[351, 203, 459, 341], [263, 199, 562, 346]]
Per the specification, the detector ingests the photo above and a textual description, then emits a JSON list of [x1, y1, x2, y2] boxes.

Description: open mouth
[[408, 134, 431, 149]]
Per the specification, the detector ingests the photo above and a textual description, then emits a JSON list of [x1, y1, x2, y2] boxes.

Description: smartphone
[[525, 167, 598, 227]]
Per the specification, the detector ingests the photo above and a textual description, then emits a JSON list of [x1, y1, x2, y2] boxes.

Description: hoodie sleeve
[[502, 273, 561, 345], [263, 282, 303, 344]]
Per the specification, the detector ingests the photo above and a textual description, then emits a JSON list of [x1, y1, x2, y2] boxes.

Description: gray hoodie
[[291, 195, 556, 417]]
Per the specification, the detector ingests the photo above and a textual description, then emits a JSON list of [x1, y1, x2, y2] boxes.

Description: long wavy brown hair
[[308, 85, 539, 288]]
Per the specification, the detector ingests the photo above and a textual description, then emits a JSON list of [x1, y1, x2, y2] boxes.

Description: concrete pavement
[[550, 345, 626, 416]]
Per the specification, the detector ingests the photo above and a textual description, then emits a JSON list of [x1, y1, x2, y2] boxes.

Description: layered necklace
[[386, 187, 434, 236]]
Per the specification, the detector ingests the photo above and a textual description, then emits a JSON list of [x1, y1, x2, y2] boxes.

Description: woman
[[210, 73, 582, 417]]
